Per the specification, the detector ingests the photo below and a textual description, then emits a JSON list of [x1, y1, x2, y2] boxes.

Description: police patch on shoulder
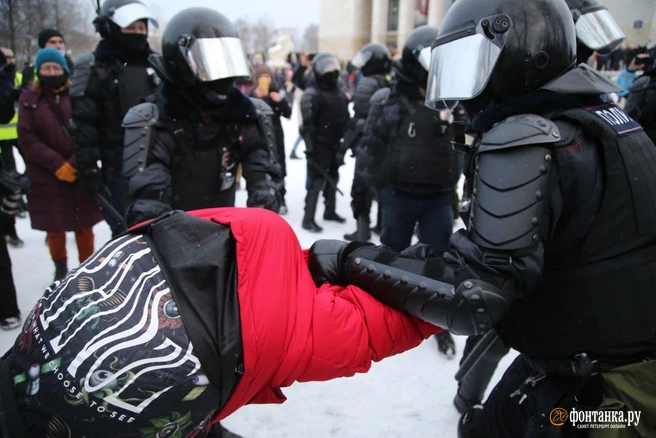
[[584, 104, 642, 135]]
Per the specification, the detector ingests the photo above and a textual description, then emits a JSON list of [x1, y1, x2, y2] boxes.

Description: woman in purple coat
[[17, 48, 101, 281]]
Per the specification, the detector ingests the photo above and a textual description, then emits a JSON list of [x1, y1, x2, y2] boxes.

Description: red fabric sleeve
[[297, 283, 444, 383]]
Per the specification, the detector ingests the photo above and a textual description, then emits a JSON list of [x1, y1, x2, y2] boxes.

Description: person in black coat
[[300, 53, 350, 233], [341, 43, 392, 241], [122, 8, 282, 227], [252, 64, 292, 214], [0, 50, 21, 331], [70, 0, 160, 238]]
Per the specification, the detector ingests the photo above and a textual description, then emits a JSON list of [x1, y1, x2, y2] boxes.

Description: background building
[[319, 0, 656, 61]]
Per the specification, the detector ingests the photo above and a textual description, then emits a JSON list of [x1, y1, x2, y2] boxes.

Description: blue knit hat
[[35, 48, 69, 75]]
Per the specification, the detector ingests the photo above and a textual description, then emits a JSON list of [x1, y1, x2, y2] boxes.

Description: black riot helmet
[[425, 0, 576, 112], [351, 43, 392, 76], [565, 0, 625, 61], [149, 7, 251, 109], [311, 52, 341, 89], [399, 25, 440, 86], [93, 0, 158, 40]]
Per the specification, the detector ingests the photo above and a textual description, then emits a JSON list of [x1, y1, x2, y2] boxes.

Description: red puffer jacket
[[191, 208, 444, 422]]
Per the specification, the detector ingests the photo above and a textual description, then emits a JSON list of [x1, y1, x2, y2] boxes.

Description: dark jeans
[[291, 135, 303, 154], [379, 186, 454, 254], [0, 238, 19, 319], [102, 169, 128, 238]]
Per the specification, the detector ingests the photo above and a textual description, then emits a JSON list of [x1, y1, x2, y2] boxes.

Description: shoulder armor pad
[[123, 103, 159, 179], [628, 76, 651, 93], [479, 114, 561, 152], [69, 53, 95, 98], [122, 102, 159, 127], [249, 99, 281, 166], [470, 144, 554, 252], [249, 97, 274, 116], [370, 87, 390, 106]]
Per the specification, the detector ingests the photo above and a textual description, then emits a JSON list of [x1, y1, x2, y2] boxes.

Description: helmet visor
[[183, 37, 251, 82], [426, 33, 503, 109], [575, 9, 625, 55], [110, 3, 159, 28], [314, 55, 341, 75], [351, 51, 371, 69], [418, 46, 432, 71]]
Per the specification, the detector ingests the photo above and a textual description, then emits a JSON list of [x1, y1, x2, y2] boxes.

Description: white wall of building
[[319, 0, 656, 62]]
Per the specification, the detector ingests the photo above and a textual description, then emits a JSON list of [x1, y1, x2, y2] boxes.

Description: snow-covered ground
[[1, 102, 518, 437]]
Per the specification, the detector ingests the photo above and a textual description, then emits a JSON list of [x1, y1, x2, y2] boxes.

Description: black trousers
[[0, 141, 17, 174], [460, 354, 587, 438], [458, 334, 511, 404], [0, 238, 18, 319]]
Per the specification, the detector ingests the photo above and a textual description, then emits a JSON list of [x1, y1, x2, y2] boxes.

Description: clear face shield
[[351, 50, 371, 70], [575, 7, 625, 55], [313, 55, 341, 75], [180, 37, 251, 82], [110, 2, 159, 28], [425, 15, 511, 110]]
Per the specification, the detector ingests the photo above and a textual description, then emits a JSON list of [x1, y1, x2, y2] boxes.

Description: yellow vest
[[0, 72, 23, 141]]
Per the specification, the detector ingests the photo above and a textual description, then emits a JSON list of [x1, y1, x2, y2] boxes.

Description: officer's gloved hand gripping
[[308, 240, 509, 336]]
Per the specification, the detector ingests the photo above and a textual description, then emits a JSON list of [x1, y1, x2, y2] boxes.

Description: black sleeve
[[240, 121, 282, 212], [625, 90, 644, 122], [70, 69, 105, 173], [277, 96, 292, 119], [300, 88, 319, 154], [292, 65, 308, 90], [359, 100, 389, 171], [0, 83, 15, 125], [352, 76, 381, 120], [125, 129, 175, 226]]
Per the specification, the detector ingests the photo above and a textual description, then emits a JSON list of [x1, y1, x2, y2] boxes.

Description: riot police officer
[[341, 43, 392, 242], [300, 53, 350, 233], [70, 0, 161, 237], [121, 7, 282, 227], [453, 0, 629, 416], [625, 61, 656, 145], [364, 26, 463, 255], [308, 0, 656, 435], [565, 0, 626, 64]]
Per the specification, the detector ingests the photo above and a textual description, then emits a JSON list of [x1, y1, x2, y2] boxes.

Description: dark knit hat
[[38, 28, 64, 49], [35, 48, 70, 75], [253, 64, 273, 80]]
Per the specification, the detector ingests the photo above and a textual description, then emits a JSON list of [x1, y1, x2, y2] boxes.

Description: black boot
[[54, 260, 68, 281], [344, 215, 371, 241], [324, 212, 346, 223], [302, 190, 323, 233], [323, 187, 346, 223]]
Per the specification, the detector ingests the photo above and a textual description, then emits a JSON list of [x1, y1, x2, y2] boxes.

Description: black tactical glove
[[308, 239, 374, 286], [435, 331, 457, 358], [77, 166, 102, 195], [335, 150, 346, 167]]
